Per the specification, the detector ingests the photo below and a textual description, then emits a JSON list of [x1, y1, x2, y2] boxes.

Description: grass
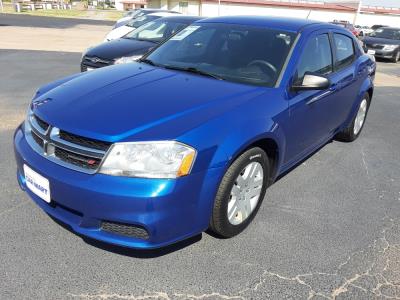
[[1, 4, 124, 21]]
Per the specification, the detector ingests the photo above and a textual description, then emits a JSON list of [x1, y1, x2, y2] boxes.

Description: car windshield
[[124, 19, 190, 43], [144, 23, 296, 87], [126, 15, 159, 28], [370, 28, 400, 40]]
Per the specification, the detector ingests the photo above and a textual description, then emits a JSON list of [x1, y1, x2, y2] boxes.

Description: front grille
[[81, 56, 112, 71], [366, 43, 384, 50], [55, 148, 101, 170], [59, 130, 111, 151], [101, 221, 149, 240], [81, 64, 96, 72], [31, 131, 44, 147], [26, 112, 110, 174], [34, 115, 49, 131]]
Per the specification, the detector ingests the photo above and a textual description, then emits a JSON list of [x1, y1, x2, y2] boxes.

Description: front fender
[[211, 118, 285, 172]]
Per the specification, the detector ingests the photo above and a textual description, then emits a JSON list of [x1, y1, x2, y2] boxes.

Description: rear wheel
[[209, 147, 270, 238], [336, 93, 370, 142], [391, 50, 400, 63]]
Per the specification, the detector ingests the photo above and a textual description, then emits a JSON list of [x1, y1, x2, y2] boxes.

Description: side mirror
[[291, 74, 331, 91]]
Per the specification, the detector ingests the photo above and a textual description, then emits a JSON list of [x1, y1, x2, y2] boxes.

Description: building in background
[[115, 0, 400, 27]]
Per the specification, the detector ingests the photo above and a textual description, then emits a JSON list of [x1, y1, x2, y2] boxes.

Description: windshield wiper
[[138, 58, 156, 66], [163, 65, 225, 81]]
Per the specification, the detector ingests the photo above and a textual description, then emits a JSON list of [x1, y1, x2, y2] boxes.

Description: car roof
[[137, 8, 175, 12], [156, 15, 204, 22], [197, 16, 323, 32]]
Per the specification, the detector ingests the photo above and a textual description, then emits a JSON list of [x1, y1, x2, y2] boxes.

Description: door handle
[[329, 83, 338, 92]]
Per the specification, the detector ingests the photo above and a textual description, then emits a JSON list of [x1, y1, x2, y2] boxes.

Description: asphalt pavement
[[1, 16, 400, 300]]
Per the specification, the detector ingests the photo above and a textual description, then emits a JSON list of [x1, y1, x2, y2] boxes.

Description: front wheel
[[336, 93, 370, 142], [391, 50, 400, 63], [209, 147, 270, 238]]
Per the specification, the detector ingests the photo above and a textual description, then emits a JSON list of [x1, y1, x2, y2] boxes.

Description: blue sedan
[[14, 16, 375, 249]]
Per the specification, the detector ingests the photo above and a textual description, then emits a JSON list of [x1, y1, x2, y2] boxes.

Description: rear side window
[[333, 33, 355, 70], [296, 34, 333, 82]]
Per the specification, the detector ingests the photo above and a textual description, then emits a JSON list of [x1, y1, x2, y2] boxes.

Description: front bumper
[[367, 47, 397, 59], [14, 125, 224, 249]]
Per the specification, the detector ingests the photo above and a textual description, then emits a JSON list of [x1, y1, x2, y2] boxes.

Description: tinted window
[[146, 23, 296, 87], [333, 34, 355, 70], [296, 34, 332, 82], [370, 28, 400, 40]]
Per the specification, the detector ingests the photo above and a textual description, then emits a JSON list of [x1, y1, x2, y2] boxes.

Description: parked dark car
[[114, 8, 180, 29], [371, 25, 387, 31], [81, 16, 203, 71], [363, 27, 400, 62], [14, 17, 375, 249]]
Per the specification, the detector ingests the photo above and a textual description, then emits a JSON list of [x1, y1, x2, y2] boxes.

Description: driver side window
[[296, 34, 333, 83]]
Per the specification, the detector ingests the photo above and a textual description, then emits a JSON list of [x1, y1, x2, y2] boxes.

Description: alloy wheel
[[353, 99, 368, 135], [227, 162, 264, 225]]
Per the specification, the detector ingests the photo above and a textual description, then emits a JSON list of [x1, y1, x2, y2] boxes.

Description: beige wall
[[168, 0, 200, 15], [201, 3, 355, 22], [115, 0, 400, 27], [356, 12, 400, 27], [147, 0, 161, 8]]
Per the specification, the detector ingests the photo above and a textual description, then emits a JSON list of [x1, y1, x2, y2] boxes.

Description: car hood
[[33, 63, 265, 142], [363, 36, 400, 45], [85, 39, 156, 61]]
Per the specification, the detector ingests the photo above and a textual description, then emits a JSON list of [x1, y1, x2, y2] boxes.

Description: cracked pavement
[[1, 15, 400, 300]]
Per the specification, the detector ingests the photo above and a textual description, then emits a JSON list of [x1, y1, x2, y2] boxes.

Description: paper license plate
[[24, 164, 51, 203]]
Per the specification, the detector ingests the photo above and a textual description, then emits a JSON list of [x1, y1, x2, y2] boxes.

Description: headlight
[[99, 141, 196, 178], [114, 55, 142, 65], [383, 45, 397, 51]]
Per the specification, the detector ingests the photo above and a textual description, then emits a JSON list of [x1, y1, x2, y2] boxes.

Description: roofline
[[201, 0, 357, 11], [157, 15, 204, 20], [120, 0, 400, 16]]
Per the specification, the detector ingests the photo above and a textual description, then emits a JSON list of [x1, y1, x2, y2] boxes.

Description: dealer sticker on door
[[24, 164, 51, 203]]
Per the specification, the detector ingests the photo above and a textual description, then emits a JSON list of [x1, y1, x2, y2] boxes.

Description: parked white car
[[114, 11, 140, 29], [105, 12, 179, 42], [113, 9, 179, 29], [356, 25, 374, 36]]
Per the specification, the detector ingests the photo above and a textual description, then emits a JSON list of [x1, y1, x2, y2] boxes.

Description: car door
[[284, 31, 339, 164], [328, 32, 362, 128]]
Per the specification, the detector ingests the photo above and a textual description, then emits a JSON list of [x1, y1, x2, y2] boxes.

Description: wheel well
[[242, 138, 279, 182], [367, 87, 373, 101]]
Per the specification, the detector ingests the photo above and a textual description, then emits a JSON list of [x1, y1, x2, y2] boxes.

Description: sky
[[321, 0, 400, 8]]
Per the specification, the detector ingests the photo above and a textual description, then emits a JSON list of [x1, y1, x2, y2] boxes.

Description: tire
[[391, 50, 400, 63], [209, 147, 270, 238], [336, 93, 370, 142]]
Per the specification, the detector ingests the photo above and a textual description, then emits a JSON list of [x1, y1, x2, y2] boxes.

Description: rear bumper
[[14, 125, 224, 249]]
